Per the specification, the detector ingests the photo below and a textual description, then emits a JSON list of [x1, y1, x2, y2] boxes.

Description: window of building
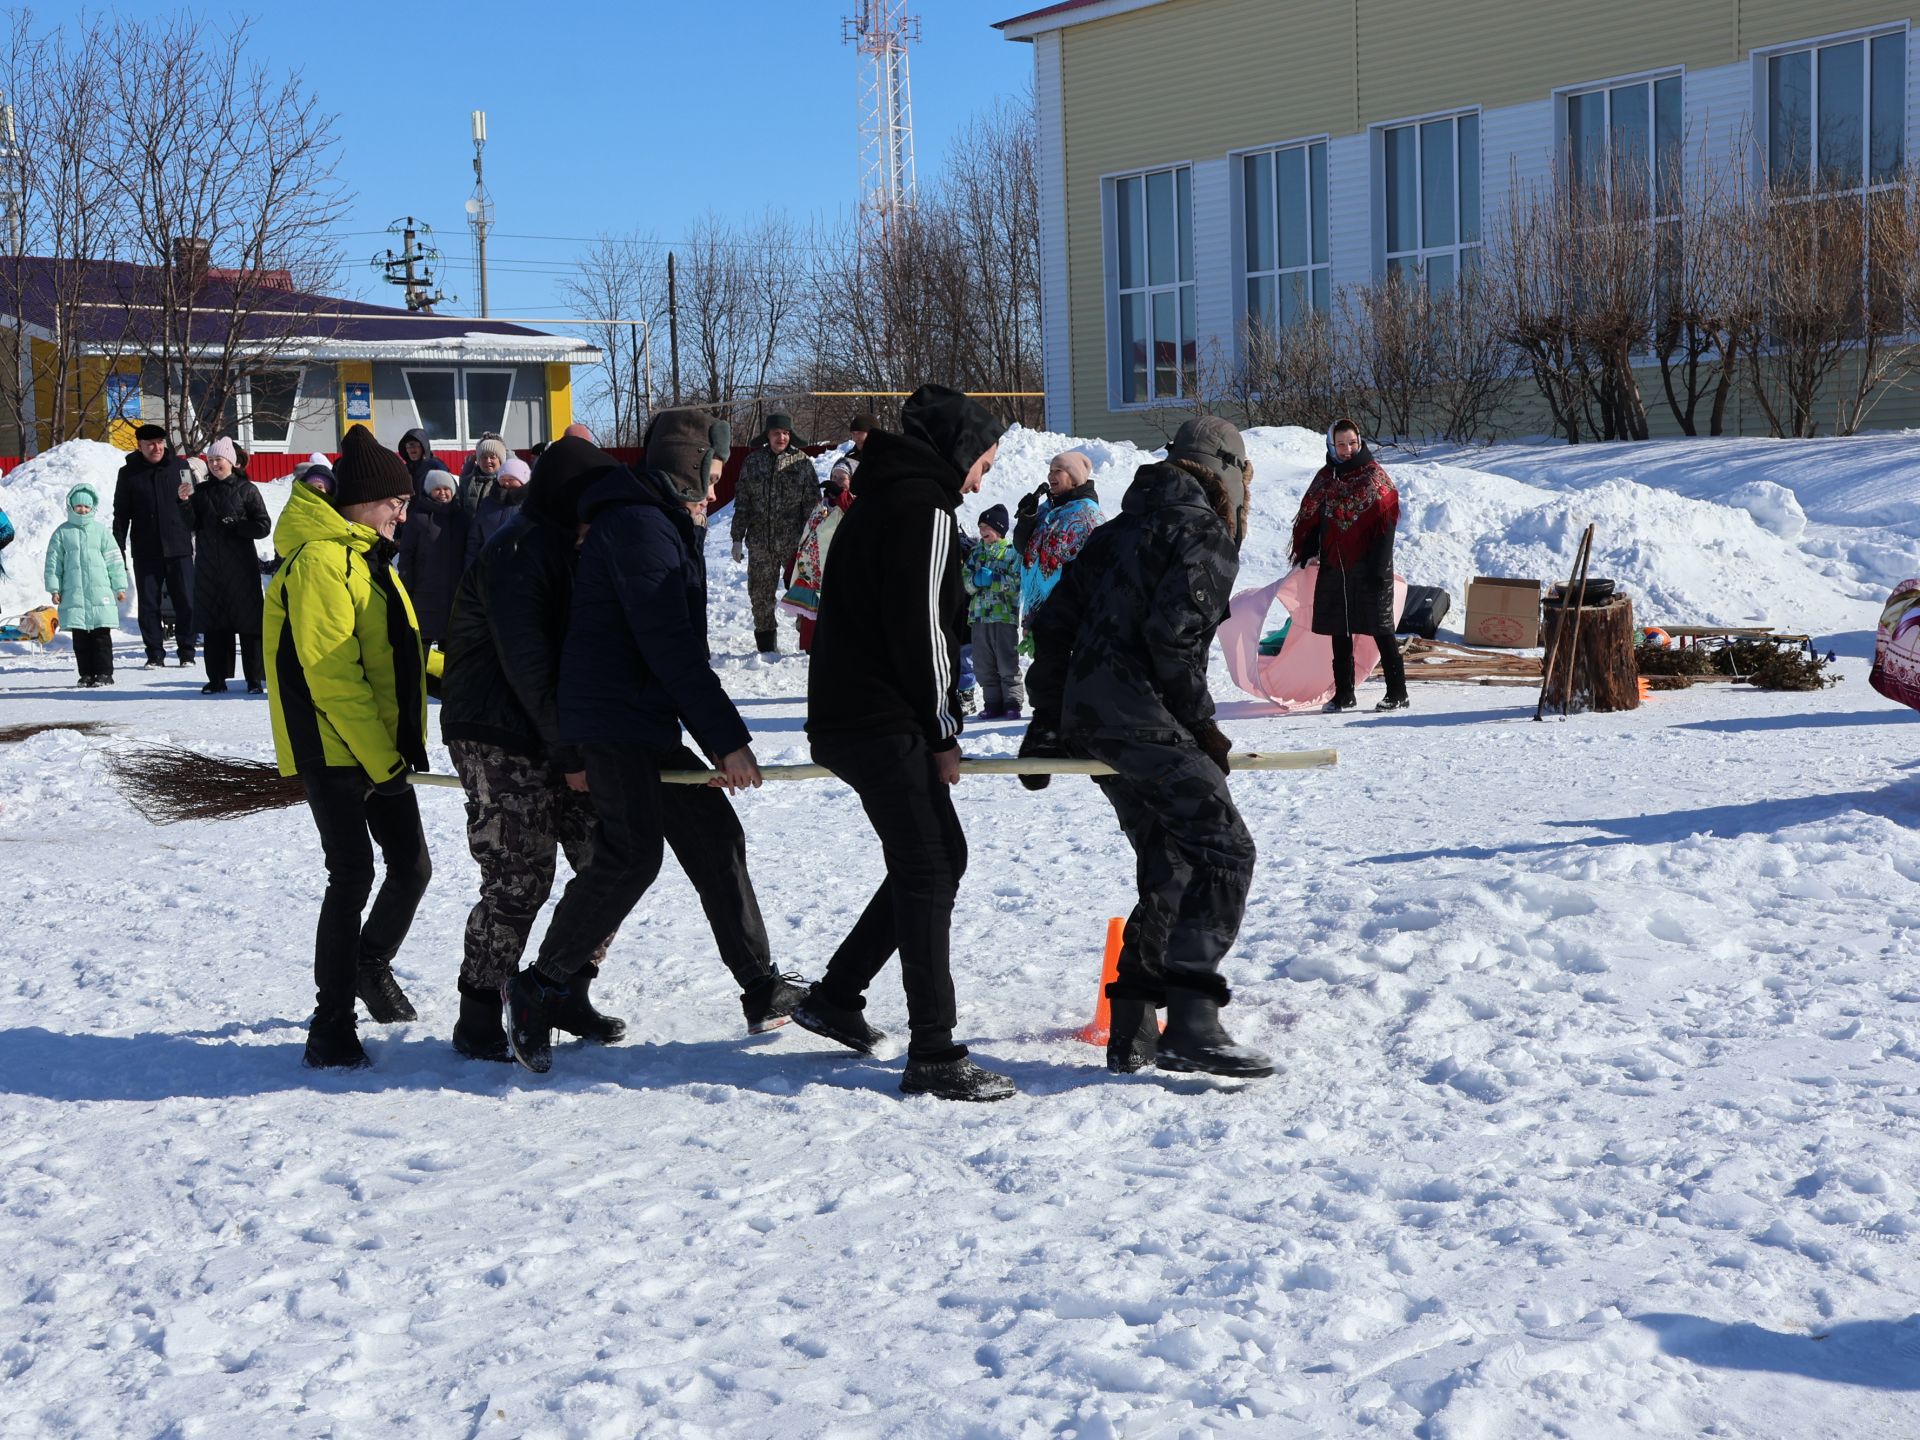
[[1111, 164, 1195, 405], [186, 369, 240, 443], [1766, 29, 1907, 194], [403, 369, 460, 442], [1242, 140, 1329, 336], [1564, 73, 1684, 216], [1382, 112, 1481, 292], [464, 369, 514, 439], [247, 370, 302, 449]]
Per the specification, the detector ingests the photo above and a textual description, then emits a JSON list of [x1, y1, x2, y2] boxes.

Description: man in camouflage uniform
[[730, 411, 820, 654], [1024, 415, 1272, 1081]]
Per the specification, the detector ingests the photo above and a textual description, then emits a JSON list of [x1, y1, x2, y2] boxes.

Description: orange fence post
[[1076, 917, 1125, 1045]]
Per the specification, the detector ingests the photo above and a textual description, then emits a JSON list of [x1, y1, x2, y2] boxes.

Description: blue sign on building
[[345, 382, 372, 421]]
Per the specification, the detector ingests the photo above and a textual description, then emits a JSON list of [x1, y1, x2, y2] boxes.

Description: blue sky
[[183, 0, 1037, 318]]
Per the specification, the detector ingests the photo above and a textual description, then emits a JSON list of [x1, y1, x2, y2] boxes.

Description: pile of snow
[[0, 441, 126, 623]]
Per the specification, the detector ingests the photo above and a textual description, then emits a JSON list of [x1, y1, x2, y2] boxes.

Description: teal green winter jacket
[[44, 483, 128, 632]]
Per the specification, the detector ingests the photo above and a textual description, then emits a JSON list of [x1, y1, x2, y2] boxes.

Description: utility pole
[[371, 217, 446, 313], [466, 110, 494, 318], [666, 251, 681, 405], [0, 94, 19, 253]]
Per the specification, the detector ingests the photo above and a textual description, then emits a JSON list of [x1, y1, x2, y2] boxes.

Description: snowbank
[[0, 440, 126, 623]]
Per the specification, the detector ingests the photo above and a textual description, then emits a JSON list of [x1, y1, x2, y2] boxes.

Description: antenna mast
[[466, 110, 494, 318], [842, 1, 919, 248]]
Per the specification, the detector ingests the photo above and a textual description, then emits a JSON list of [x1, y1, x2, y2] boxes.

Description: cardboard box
[[1463, 576, 1542, 648]]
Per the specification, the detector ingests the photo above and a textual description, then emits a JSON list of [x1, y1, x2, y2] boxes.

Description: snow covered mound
[[0, 440, 125, 621]]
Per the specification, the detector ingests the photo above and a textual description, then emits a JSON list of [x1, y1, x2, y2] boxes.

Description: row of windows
[[1105, 25, 1911, 407]]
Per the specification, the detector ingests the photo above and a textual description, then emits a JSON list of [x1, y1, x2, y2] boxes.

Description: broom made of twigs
[[105, 743, 1338, 825]]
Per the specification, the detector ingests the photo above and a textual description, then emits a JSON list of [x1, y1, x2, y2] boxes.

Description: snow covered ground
[[3, 429, 1919, 1437]]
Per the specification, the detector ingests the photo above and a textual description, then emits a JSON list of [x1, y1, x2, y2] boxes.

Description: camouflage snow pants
[[448, 739, 610, 989], [746, 544, 786, 636], [1084, 734, 1256, 1003]]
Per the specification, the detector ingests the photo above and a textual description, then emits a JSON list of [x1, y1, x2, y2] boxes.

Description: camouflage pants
[[448, 739, 610, 989], [1084, 734, 1256, 1002], [746, 545, 786, 635]]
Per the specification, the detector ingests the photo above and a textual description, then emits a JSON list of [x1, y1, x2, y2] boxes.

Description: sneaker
[[504, 969, 563, 1074], [179, 650, 196, 666], [548, 964, 626, 1044], [201, 679, 228, 695], [356, 960, 418, 1024], [1321, 696, 1357, 713], [790, 987, 888, 1055], [741, 969, 809, 1034], [451, 981, 512, 1062], [1373, 694, 1410, 712], [77, 676, 96, 688], [900, 1055, 1016, 1102], [303, 1008, 371, 1069]]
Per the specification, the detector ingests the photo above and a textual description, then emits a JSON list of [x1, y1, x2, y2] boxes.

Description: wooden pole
[[1536, 523, 1594, 721], [407, 750, 1338, 790]]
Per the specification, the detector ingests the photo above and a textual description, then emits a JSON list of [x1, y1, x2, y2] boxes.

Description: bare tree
[[1651, 133, 1757, 436], [1228, 310, 1354, 432], [1339, 274, 1439, 446], [1426, 268, 1522, 443], [563, 233, 665, 447]]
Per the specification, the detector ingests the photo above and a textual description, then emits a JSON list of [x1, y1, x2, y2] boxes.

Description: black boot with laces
[[741, 969, 810, 1034], [356, 958, 417, 1023], [548, 963, 626, 1044]]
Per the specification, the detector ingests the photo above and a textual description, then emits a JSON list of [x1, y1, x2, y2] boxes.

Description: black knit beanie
[[331, 424, 415, 508]]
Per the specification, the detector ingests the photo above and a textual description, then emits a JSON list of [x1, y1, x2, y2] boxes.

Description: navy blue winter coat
[[558, 465, 751, 759]]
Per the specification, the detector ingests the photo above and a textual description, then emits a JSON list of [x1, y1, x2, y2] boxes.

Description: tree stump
[[1541, 595, 1639, 713]]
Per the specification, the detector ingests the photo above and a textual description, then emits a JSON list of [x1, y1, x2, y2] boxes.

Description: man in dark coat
[[188, 437, 270, 693], [113, 423, 198, 667], [500, 427, 767, 1074], [798, 384, 1015, 1104], [1025, 415, 1272, 1080], [445, 427, 805, 1067], [1291, 419, 1406, 713], [395, 468, 466, 646]]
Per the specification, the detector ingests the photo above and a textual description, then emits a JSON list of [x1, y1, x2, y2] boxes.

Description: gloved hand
[[1014, 483, 1047, 521], [1017, 714, 1066, 792], [731, 538, 745, 564], [1189, 718, 1232, 776], [371, 766, 414, 797]]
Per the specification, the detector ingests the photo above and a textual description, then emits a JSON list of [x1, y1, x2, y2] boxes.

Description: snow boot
[[959, 688, 979, 716], [356, 958, 417, 1024], [741, 969, 809, 1034], [1321, 694, 1357, 713], [1105, 988, 1161, 1074], [452, 979, 511, 1063], [1155, 985, 1273, 1079], [754, 627, 778, 655], [548, 963, 627, 1044], [504, 968, 565, 1074], [1005, 704, 1022, 721], [900, 1053, 1016, 1102], [1374, 694, 1410, 712], [200, 679, 227, 694], [303, 1008, 370, 1069], [791, 986, 888, 1055]]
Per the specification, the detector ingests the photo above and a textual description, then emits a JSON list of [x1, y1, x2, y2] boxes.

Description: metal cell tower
[[842, 1, 919, 245], [465, 110, 494, 318]]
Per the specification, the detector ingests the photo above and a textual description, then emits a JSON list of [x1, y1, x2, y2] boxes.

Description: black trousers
[[301, 766, 433, 1016], [202, 630, 264, 685], [1086, 735, 1256, 1004], [812, 732, 968, 1059], [656, 743, 776, 991], [1331, 631, 1406, 701], [72, 628, 115, 681], [134, 554, 195, 662]]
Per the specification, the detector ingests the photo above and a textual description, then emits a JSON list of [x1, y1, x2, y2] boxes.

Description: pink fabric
[[1218, 563, 1408, 710]]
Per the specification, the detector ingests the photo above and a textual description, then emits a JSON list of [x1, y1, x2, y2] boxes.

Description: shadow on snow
[[1636, 1312, 1920, 1390]]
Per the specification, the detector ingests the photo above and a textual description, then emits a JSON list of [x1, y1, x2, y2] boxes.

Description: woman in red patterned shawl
[[1290, 419, 1408, 713]]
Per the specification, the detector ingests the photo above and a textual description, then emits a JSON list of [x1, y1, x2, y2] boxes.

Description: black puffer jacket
[[112, 447, 196, 562], [188, 470, 270, 632], [1027, 461, 1237, 741], [807, 387, 1002, 751], [395, 489, 468, 642], [441, 509, 583, 773]]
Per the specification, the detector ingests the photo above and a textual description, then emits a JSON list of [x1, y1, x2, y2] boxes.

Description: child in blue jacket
[[44, 482, 128, 686]]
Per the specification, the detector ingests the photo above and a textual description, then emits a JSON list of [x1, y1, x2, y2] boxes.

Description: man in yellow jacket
[[265, 424, 433, 1068]]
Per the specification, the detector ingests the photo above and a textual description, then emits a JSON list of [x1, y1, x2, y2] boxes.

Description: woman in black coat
[[1290, 419, 1407, 713], [190, 437, 271, 693], [397, 467, 468, 646]]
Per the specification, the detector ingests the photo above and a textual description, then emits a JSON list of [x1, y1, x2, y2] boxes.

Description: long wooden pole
[[407, 750, 1338, 790], [1535, 523, 1595, 722]]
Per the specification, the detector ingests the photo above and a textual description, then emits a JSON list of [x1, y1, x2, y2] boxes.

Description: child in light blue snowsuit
[[44, 482, 128, 686]]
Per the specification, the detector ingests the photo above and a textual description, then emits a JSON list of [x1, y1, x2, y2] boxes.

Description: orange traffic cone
[[1076, 917, 1125, 1044]]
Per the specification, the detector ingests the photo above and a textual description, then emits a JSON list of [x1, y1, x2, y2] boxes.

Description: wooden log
[[1540, 595, 1640, 713]]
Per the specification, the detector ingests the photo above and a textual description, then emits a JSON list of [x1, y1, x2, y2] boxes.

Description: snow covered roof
[[994, 0, 1169, 40]]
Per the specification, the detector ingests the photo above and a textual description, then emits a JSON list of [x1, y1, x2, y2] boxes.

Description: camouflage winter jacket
[[1026, 461, 1238, 742], [732, 443, 820, 557]]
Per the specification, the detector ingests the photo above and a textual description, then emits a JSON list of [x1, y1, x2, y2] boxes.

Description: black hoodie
[[807, 385, 1004, 751]]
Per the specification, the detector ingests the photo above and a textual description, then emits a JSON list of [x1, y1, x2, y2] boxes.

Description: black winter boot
[[356, 959, 418, 1023], [741, 969, 809, 1034], [504, 968, 568, 1074], [900, 1053, 1016, 1102], [1106, 992, 1161, 1074], [1156, 984, 1273, 1079], [754, 627, 778, 655], [548, 964, 627, 1044], [304, 1008, 370, 1069], [452, 979, 512, 1062], [791, 985, 888, 1055]]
